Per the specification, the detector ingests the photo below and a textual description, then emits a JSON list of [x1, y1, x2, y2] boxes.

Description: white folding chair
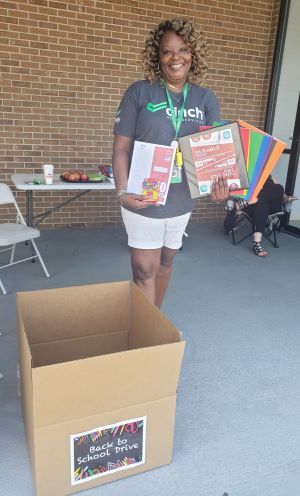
[[0, 183, 50, 294]]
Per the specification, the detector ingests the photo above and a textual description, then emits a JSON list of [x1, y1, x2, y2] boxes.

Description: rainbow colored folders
[[235, 120, 286, 202], [210, 121, 286, 202], [181, 120, 286, 201]]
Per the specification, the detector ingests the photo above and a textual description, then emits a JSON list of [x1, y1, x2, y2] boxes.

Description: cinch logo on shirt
[[166, 107, 204, 120], [146, 101, 167, 112], [146, 101, 204, 120]]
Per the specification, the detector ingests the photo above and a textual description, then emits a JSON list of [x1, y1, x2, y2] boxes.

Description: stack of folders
[[179, 120, 286, 201], [229, 120, 286, 202]]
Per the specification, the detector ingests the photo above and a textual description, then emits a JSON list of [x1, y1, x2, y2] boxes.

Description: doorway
[[265, 0, 300, 235], [285, 93, 300, 232]]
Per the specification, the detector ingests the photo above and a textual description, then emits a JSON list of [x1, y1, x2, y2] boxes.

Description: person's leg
[[244, 202, 268, 233], [252, 231, 268, 256], [155, 246, 178, 308], [258, 182, 284, 210], [122, 208, 190, 306], [244, 203, 268, 256], [130, 248, 162, 304], [154, 212, 191, 307], [121, 208, 165, 304], [131, 246, 178, 307]]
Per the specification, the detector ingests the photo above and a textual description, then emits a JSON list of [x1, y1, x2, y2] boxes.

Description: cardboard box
[[16, 281, 185, 496]]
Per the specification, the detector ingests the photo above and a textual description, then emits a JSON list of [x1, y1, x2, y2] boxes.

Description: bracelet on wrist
[[117, 189, 127, 203]]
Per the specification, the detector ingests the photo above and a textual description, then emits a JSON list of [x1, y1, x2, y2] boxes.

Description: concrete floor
[[1, 223, 300, 496]]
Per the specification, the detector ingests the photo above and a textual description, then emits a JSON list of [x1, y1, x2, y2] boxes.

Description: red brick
[[1, 0, 280, 227]]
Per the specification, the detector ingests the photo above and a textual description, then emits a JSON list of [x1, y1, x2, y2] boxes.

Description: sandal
[[253, 241, 268, 257]]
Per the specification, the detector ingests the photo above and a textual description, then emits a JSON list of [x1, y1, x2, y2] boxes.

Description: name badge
[[170, 140, 182, 183]]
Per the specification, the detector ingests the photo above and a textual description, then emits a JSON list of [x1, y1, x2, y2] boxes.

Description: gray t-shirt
[[113, 79, 220, 218]]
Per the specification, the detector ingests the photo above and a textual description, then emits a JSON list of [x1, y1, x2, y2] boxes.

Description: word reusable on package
[[70, 417, 146, 485]]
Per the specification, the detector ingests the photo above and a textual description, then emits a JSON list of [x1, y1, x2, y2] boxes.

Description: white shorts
[[121, 207, 191, 249]]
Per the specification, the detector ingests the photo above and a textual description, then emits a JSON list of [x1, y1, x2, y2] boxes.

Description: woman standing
[[113, 17, 228, 307]]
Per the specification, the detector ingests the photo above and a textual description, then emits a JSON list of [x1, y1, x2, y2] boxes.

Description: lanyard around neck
[[164, 81, 189, 139]]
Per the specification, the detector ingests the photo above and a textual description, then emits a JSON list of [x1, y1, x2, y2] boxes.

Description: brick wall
[[1, 0, 280, 228]]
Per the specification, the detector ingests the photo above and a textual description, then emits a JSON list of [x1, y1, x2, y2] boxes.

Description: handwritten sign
[[70, 416, 146, 485]]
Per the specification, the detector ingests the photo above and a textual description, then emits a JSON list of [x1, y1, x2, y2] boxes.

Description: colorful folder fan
[[212, 120, 286, 202]]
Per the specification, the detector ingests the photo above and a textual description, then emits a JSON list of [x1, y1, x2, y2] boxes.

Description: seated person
[[224, 176, 292, 257]]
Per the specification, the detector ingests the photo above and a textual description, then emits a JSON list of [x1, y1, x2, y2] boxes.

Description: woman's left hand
[[211, 176, 229, 202]]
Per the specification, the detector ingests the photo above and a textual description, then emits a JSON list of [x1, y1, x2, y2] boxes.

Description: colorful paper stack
[[212, 120, 286, 202]]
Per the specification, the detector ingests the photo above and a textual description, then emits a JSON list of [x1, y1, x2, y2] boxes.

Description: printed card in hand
[[142, 178, 159, 201], [127, 141, 176, 205]]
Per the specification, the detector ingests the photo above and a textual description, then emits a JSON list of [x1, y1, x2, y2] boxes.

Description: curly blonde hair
[[141, 18, 209, 85]]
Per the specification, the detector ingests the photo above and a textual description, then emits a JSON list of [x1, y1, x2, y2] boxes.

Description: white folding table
[[11, 174, 115, 227]]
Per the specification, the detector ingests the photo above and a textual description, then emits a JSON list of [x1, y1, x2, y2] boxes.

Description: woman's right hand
[[120, 192, 158, 210], [211, 176, 229, 202]]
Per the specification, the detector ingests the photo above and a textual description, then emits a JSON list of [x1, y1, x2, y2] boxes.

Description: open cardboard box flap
[[17, 281, 185, 427]]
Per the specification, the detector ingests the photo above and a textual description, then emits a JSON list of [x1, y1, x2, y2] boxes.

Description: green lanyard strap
[[163, 81, 189, 139]]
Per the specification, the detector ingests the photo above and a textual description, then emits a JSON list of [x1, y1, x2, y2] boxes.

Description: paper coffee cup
[[43, 164, 54, 185]]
